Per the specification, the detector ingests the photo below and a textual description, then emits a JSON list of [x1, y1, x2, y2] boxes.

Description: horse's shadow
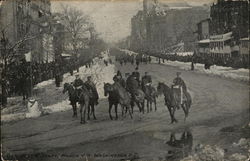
[[165, 129, 193, 160]]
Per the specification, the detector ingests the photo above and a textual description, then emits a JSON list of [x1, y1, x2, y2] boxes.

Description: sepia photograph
[[0, 0, 249, 160]]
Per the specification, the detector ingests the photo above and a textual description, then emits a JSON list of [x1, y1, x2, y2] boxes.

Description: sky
[[51, 0, 215, 44]]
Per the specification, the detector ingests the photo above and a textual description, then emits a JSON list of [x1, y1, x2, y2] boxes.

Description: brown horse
[[157, 82, 192, 123], [104, 82, 133, 119]]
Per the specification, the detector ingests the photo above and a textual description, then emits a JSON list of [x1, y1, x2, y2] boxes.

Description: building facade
[[210, 0, 249, 41], [130, 0, 209, 53], [196, 0, 249, 61], [0, 0, 52, 63]]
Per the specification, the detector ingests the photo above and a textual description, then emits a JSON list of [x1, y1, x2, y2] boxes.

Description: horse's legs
[[87, 104, 90, 120], [72, 103, 77, 117], [142, 100, 145, 114], [128, 105, 133, 119], [172, 107, 178, 123], [147, 100, 149, 113], [136, 102, 142, 113], [122, 105, 124, 117], [109, 103, 113, 120], [115, 104, 118, 120], [92, 104, 97, 120], [83, 104, 87, 124], [166, 105, 176, 124], [80, 104, 83, 123], [182, 103, 188, 121], [154, 97, 157, 111]]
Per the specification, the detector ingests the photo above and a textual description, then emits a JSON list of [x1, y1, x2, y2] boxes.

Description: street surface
[[2, 62, 249, 161]]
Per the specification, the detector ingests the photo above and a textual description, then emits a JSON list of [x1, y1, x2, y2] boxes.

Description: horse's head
[[104, 82, 113, 96], [63, 83, 69, 94], [157, 82, 165, 95]]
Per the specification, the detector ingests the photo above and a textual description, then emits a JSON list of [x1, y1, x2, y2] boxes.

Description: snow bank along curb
[[1, 99, 41, 122], [1, 52, 116, 122], [152, 57, 249, 82]]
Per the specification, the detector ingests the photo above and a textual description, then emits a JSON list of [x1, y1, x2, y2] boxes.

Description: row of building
[[196, 0, 249, 61], [130, 0, 209, 53], [130, 0, 249, 67]]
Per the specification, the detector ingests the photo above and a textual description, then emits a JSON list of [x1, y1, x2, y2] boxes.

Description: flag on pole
[[25, 51, 31, 62]]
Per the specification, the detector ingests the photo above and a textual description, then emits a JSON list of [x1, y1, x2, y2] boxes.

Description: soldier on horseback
[[141, 72, 152, 90], [113, 70, 126, 88], [73, 74, 84, 99], [132, 67, 140, 85], [173, 72, 187, 92], [85, 76, 99, 105], [172, 72, 187, 109]]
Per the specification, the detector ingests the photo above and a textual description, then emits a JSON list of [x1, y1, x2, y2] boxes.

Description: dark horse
[[157, 82, 192, 123], [63, 83, 78, 117], [103, 82, 133, 119], [104, 82, 120, 120], [63, 83, 97, 123], [142, 85, 158, 113]]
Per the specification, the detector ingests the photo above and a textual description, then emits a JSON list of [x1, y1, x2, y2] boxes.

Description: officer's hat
[[176, 72, 181, 76]]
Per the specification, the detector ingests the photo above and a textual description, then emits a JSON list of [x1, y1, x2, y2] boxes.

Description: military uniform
[[73, 78, 84, 88], [85, 80, 99, 105], [173, 77, 187, 92]]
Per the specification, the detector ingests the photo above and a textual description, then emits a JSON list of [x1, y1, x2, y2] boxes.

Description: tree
[[59, 5, 91, 72]]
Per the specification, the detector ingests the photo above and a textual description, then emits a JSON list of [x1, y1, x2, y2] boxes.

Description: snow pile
[[42, 53, 115, 113], [181, 144, 224, 161], [152, 57, 249, 82], [2, 51, 116, 122], [1, 99, 41, 122], [228, 153, 248, 161], [233, 138, 250, 149], [26, 99, 41, 118], [42, 100, 71, 114], [34, 79, 54, 89]]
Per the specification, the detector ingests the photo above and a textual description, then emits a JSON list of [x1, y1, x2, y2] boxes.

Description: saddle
[[172, 85, 187, 109]]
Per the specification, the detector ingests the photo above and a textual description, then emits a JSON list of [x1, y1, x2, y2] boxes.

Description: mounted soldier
[[73, 74, 84, 99], [85, 76, 99, 105], [133, 67, 140, 84], [141, 72, 152, 91], [172, 72, 187, 109], [113, 70, 126, 88]]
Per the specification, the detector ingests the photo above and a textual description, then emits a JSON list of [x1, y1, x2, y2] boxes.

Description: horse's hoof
[[115, 118, 118, 120], [94, 118, 97, 120]]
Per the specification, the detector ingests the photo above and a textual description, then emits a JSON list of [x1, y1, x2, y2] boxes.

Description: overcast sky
[[51, 0, 215, 43]]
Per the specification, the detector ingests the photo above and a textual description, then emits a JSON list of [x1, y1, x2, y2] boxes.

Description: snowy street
[[1, 58, 249, 160]]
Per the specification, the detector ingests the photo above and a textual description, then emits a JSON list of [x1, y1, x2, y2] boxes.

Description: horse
[[82, 83, 97, 121], [103, 82, 133, 119], [142, 84, 158, 113], [126, 77, 145, 113], [63, 83, 78, 117], [104, 82, 120, 120], [157, 82, 192, 123], [63, 82, 97, 123]]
